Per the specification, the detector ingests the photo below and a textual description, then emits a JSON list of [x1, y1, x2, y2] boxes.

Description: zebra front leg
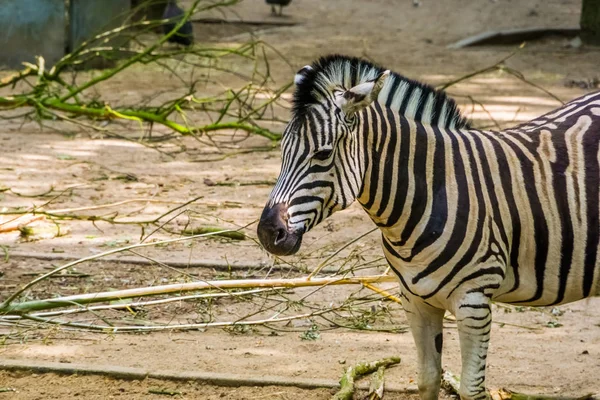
[[404, 300, 445, 400], [455, 294, 493, 400]]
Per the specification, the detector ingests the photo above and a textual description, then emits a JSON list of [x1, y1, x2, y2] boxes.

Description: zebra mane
[[292, 54, 470, 129]]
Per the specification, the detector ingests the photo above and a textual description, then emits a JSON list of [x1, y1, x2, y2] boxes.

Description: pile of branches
[[0, 0, 290, 150], [0, 216, 400, 334]]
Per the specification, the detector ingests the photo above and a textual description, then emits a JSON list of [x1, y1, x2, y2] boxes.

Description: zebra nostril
[[274, 228, 287, 246], [258, 202, 303, 255]]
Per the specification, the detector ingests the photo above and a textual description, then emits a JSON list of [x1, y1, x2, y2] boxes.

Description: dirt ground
[[1, 0, 600, 398]]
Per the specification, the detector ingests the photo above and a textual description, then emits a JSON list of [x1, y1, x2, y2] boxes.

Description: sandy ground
[[1, 0, 600, 398]]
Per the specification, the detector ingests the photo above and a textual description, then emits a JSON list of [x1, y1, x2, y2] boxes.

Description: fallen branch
[[181, 226, 245, 240], [332, 357, 401, 400], [13, 304, 353, 332], [0, 288, 275, 321], [0, 194, 245, 241], [31, 198, 193, 214], [5, 250, 269, 270], [148, 388, 182, 396], [0, 275, 396, 314], [0, 215, 44, 232], [441, 370, 461, 395], [0, 0, 288, 148], [0, 96, 282, 141], [204, 179, 277, 187], [0, 229, 243, 310], [367, 366, 386, 400]]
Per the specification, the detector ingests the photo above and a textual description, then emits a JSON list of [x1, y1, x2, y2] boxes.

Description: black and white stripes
[[292, 55, 469, 129], [257, 55, 600, 400]]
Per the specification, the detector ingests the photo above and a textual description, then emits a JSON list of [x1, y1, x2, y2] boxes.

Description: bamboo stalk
[[362, 282, 403, 305], [0, 275, 396, 314], [0, 288, 275, 320]]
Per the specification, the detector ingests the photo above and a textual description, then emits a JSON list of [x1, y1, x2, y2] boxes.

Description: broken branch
[[332, 357, 401, 400]]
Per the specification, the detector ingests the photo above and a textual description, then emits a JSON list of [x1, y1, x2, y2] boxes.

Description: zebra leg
[[404, 300, 445, 400], [455, 295, 492, 400]]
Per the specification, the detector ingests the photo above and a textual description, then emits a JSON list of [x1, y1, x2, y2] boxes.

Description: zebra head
[[257, 61, 390, 256]]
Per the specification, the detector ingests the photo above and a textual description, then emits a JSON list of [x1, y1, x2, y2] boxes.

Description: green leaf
[[300, 324, 320, 341]]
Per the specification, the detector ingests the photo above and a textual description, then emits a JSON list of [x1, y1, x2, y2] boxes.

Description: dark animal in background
[[162, 0, 194, 46], [266, 0, 291, 16]]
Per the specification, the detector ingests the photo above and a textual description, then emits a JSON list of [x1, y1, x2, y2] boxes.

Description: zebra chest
[[381, 241, 447, 299], [379, 224, 508, 309]]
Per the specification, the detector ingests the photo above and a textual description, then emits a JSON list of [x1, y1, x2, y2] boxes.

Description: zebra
[[257, 54, 600, 400]]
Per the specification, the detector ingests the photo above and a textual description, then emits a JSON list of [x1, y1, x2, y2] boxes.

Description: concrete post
[[0, 0, 65, 69]]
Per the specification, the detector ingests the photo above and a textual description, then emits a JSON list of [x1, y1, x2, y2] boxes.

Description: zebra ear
[[338, 70, 390, 116], [294, 65, 313, 85]]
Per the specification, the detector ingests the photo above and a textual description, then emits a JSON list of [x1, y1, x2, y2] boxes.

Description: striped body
[[257, 55, 600, 400], [360, 94, 600, 309]]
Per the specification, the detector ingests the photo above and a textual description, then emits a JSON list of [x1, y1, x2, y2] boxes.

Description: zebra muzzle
[[257, 203, 303, 256]]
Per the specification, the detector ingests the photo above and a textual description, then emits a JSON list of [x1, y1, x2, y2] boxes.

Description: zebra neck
[[376, 74, 467, 129], [356, 106, 429, 232]]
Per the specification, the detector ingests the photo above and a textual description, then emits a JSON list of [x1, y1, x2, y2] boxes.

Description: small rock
[[550, 307, 564, 316], [291, 318, 313, 328], [566, 36, 583, 49], [582, 350, 590, 355]]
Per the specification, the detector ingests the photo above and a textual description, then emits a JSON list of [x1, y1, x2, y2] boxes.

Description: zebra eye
[[313, 148, 333, 161]]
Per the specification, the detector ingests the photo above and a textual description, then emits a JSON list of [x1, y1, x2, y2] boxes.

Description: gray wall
[[0, 0, 66, 69], [69, 0, 131, 51], [0, 0, 133, 70]]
